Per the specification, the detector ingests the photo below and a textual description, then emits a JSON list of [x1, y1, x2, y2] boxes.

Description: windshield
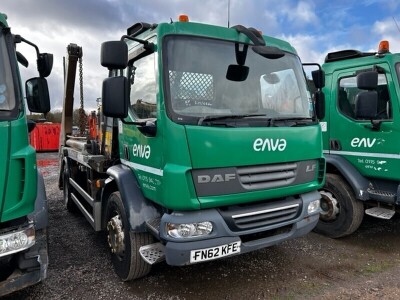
[[0, 30, 16, 113], [164, 35, 313, 125]]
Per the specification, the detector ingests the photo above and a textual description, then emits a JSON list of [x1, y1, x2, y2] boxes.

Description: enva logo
[[350, 137, 376, 148], [253, 138, 287, 152], [132, 144, 151, 159]]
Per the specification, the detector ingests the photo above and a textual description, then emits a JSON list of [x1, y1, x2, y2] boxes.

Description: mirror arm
[[120, 35, 155, 51], [14, 35, 40, 57], [119, 118, 146, 126], [368, 119, 382, 131], [232, 25, 265, 46], [119, 118, 157, 136]]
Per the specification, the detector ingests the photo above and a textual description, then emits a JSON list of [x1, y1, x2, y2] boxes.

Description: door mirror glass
[[37, 53, 53, 78], [102, 76, 129, 118], [101, 41, 128, 70], [26, 77, 50, 114]]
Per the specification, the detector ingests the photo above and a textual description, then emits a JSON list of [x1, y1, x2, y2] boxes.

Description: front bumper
[[160, 190, 320, 266], [0, 228, 48, 297]]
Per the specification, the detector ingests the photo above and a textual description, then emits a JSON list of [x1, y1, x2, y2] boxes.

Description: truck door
[[328, 63, 400, 181], [119, 49, 163, 201]]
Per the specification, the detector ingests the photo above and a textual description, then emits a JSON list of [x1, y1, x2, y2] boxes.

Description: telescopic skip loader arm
[[58, 44, 82, 188], [60, 43, 82, 148]]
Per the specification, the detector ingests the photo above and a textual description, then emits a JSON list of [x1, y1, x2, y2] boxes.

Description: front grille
[[240, 224, 293, 243], [218, 197, 302, 231], [232, 203, 299, 230], [237, 162, 297, 190]]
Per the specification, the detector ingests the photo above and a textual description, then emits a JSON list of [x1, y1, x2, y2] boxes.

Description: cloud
[[281, 34, 323, 64], [372, 17, 400, 52], [364, 0, 400, 11], [373, 17, 399, 35], [3, 0, 125, 34], [3, 0, 400, 112], [285, 1, 318, 27], [3, 0, 237, 111]]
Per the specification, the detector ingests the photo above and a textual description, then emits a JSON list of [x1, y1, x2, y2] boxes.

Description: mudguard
[[325, 154, 370, 200], [28, 170, 48, 229], [106, 164, 161, 232]]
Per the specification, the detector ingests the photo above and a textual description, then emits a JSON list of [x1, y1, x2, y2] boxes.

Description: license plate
[[190, 241, 241, 263]]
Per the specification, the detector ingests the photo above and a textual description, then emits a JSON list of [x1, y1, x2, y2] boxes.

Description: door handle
[[123, 145, 130, 160], [330, 139, 342, 151]]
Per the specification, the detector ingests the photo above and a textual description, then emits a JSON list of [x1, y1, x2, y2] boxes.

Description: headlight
[[167, 221, 213, 239], [308, 199, 320, 214], [0, 225, 35, 257]]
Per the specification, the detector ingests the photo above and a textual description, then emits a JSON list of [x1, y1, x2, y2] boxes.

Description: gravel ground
[[3, 152, 400, 299]]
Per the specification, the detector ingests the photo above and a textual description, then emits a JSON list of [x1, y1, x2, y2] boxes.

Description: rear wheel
[[314, 173, 364, 238], [106, 192, 153, 281]]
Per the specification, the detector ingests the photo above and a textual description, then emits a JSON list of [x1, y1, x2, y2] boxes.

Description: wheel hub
[[319, 190, 340, 221], [107, 215, 125, 257]]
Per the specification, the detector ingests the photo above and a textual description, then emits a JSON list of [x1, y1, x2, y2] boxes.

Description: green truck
[[314, 41, 400, 238], [0, 13, 52, 296], [59, 16, 325, 281]]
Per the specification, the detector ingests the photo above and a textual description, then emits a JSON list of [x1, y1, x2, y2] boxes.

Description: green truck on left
[[0, 12, 53, 296]]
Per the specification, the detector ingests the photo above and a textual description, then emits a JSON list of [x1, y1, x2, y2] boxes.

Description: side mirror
[[355, 91, 378, 119], [101, 41, 128, 70], [102, 76, 129, 118], [314, 90, 325, 120], [25, 77, 50, 114], [226, 65, 249, 81], [357, 71, 378, 90], [37, 53, 53, 78], [17, 51, 29, 68], [312, 69, 325, 89]]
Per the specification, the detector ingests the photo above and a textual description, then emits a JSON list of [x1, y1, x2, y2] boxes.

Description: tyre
[[63, 164, 78, 213], [106, 192, 153, 281], [314, 173, 364, 238]]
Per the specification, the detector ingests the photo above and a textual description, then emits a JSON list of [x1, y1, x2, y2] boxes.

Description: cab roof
[[125, 20, 298, 55]]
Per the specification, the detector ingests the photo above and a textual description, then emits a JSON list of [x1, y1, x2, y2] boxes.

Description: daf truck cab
[[0, 12, 52, 296], [315, 41, 400, 238], [60, 16, 325, 281]]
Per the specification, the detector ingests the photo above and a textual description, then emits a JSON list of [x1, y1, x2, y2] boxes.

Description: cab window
[[0, 31, 16, 112], [129, 53, 157, 119], [338, 73, 391, 120]]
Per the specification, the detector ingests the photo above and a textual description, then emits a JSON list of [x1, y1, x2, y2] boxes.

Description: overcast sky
[[2, 0, 400, 111]]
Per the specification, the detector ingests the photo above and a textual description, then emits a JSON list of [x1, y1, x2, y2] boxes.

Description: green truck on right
[[315, 40, 400, 238]]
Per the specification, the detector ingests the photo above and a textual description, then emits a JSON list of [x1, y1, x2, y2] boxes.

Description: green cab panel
[[185, 125, 324, 208], [322, 56, 400, 181], [123, 120, 324, 211], [185, 125, 322, 168], [0, 117, 37, 222]]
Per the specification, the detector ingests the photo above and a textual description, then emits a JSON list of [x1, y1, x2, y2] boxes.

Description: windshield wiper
[[269, 117, 315, 127], [197, 114, 265, 125]]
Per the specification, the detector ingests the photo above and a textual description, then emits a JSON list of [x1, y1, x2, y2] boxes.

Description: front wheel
[[106, 192, 153, 281], [313, 173, 364, 238]]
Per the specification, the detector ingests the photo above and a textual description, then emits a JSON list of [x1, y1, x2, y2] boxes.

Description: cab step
[[145, 218, 161, 236], [365, 207, 395, 219], [139, 243, 165, 265], [367, 189, 396, 203]]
